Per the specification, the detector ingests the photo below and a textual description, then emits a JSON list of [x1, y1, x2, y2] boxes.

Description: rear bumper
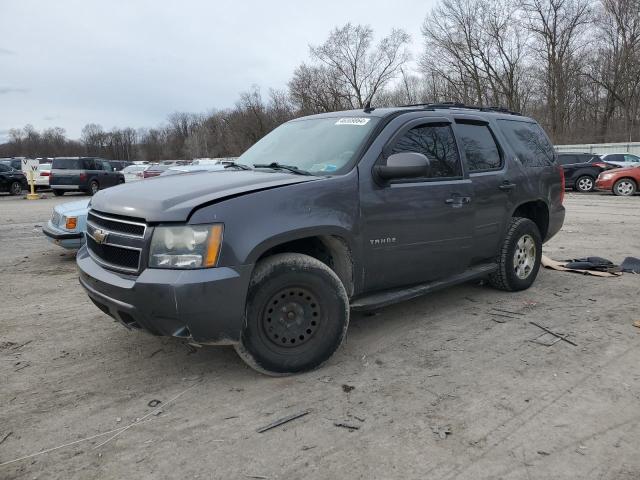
[[43, 222, 84, 249], [51, 185, 81, 190], [77, 246, 253, 344]]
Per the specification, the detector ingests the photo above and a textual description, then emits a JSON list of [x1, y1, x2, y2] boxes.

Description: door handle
[[499, 181, 516, 191]]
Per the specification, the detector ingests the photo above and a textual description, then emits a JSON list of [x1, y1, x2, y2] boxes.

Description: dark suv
[[50, 157, 124, 196], [77, 104, 565, 375], [0, 162, 27, 195], [556, 152, 613, 192]]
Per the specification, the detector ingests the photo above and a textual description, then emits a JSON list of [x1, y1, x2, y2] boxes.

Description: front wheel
[[235, 253, 349, 376], [574, 175, 595, 192], [9, 181, 22, 196], [613, 178, 636, 196], [488, 217, 542, 291], [88, 180, 100, 196]]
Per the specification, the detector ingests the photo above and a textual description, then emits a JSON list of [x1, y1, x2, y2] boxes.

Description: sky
[[0, 0, 435, 141]]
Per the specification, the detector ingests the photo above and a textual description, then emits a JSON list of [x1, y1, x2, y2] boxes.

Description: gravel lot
[[1, 191, 639, 480]]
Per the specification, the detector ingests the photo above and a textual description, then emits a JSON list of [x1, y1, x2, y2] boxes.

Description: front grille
[[87, 211, 145, 237], [85, 209, 147, 273], [51, 211, 62, 227], [87, 236, 141, 271]]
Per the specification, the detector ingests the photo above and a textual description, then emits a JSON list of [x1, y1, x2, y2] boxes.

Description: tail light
[[558, 165, 565, 204], [79, 173, 87, 181], [40, 171, 50, 177], [592, 162, 607, 169]]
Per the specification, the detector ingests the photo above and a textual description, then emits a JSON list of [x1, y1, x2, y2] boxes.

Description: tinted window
[[101, 160, 113, 171], [52, 158, 82, 170], [624, 154, 640, 163], [390, 124, 461, 179], [0, 164, 9, 172], [497, 120, 555, 167], [558, 154, 578, 165], [604, 154, 624, 162], [457, 123, 501, 171]]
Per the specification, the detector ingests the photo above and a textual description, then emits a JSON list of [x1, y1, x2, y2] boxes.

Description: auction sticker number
[[335, 118, 370, 126]]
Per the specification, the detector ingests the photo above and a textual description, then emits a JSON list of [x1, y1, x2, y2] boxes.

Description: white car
[[600, 153, 640, 168], [35, 163, 51, 188], [122, 164, 149, 182]]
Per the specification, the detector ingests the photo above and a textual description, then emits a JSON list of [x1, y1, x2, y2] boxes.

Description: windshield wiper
[[224, 163, 252, 170], [252, 162, 312, 176]]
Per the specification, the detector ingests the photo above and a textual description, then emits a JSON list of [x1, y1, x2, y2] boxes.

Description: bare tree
[[309, 23, 411, 108]]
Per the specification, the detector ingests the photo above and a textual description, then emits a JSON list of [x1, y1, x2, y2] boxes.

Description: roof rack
[[398, 101, 522, 116]]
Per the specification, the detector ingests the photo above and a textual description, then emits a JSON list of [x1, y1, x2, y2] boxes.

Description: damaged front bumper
[[77, 245, 253, 344]]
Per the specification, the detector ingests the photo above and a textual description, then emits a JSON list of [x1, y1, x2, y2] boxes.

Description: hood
[[90, 170, 320, 222], [605, 165, 640, 175], [54, 198, 91, 216]]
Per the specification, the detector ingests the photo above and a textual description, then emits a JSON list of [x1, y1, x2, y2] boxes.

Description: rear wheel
[[9, 181, 22, 196], [88, 180, 100, 196], [235, 253, 349, 376], [488, 217, 542, 291], [574, 175, 595, 192], [53, 189, 65, 197], [613, 178, 636, 196]]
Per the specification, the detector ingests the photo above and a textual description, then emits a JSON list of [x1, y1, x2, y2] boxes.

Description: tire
[[613, 178, 636, 196], [53, 189, 65, 197], [234, 253, 349, 376], [488, 217, 542, 292], [9, 181, 22, 196], [574, 175, 595, 192], [88, 180, 100, 196]]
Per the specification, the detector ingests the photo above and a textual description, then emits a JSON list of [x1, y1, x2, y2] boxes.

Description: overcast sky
[[0, 0, 435, 141]]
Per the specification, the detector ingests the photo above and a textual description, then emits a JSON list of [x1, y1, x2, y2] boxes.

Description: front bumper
[[595, 177, 614, 191], [43, 222, 84, 249], [77, 246, 253, 344]]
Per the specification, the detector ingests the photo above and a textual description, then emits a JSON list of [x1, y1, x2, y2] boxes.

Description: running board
[[350, 263, 498, 312]]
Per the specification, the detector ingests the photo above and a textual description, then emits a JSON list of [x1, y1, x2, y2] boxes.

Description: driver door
[[359, 118, 475, 292]]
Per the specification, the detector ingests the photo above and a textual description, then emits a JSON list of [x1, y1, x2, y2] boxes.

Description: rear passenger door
[[452, 118, 514, 262]]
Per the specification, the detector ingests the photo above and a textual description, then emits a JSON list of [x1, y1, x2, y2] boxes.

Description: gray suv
[[50, 157, 124, 196], [77, 104, 565, 375]]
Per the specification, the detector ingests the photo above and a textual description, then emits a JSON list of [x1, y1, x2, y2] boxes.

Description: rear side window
[[0, 164, 9, 172], [557, 155, 577, 165], [390, 124, 462, 179], [456, 123, 502, 171], [497, 120, 555, 167], [52, 158, 82, 170]]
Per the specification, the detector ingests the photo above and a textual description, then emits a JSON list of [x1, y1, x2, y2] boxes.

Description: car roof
[[292, 103, 536, 123]]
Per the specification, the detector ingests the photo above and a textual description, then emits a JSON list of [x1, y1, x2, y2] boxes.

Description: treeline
[[2, 0, 639, 161]]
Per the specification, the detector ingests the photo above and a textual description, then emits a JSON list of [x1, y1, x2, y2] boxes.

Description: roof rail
[[398, 101, 521, 116]]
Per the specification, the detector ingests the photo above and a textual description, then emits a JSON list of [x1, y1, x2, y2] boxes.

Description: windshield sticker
[[335, 117, 370, 126]]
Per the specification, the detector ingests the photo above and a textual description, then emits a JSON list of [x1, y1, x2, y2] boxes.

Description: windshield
[[238, 116, 379, 174]]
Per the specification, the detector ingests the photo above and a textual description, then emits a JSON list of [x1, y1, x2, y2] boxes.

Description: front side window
[[52, 158, 82, 170], [624, 154, 640, 163], [456, 123, 502, 171], [497, 120, 555, 167], [390, 124, 462, 179]]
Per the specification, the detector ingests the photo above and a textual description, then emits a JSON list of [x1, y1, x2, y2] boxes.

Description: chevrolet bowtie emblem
[[93, 228, 108, 244]]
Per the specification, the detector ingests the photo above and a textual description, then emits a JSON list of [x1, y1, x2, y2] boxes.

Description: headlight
[[149, 224, 223, 269], [601, 173, 613, 180]]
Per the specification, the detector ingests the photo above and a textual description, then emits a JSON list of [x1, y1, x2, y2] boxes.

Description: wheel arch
[[249, 229, 355, 297], [511, 200, 550, 240]]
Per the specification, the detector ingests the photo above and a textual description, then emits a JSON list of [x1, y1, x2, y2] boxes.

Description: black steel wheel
[[235, 253, 349, 375], [89, 180, 100, 196], [9, 181, 22, 196]]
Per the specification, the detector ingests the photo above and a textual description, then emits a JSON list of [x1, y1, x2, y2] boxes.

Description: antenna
[[363, 101, 375, 113]]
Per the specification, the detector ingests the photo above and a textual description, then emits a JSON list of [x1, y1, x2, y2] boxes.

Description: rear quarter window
[[52, 158, 82, 170], [497, 120, 555, 168]]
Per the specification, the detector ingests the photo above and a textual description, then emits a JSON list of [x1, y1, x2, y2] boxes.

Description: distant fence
[[555, 142, 640, 155]]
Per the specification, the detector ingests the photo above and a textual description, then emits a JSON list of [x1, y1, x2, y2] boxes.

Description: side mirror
[[374, 152, 430, 181]]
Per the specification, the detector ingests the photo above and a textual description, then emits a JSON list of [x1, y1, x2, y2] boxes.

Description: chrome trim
[[87, 210, 147, 238], [86, 229, 142, 252], [86, 220, 145, 240]]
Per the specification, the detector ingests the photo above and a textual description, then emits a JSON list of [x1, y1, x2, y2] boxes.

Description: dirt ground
[[1, 191, 639, 480]]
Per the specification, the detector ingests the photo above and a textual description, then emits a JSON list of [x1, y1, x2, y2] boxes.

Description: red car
[[596, 166, 640, 196]]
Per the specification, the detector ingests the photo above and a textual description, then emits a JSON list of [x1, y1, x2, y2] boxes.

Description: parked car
[[143, 164, 171, 178], [556, 152, 615, 192], [42, 199, 90, 249], [0, 163, 28, 195], [77, 104, 565, 375], [596, 165, 640, 196], [109, 160, 132, 171], [0, 158, 24, 171], [35, 163, 52, 189], [599, 153, 640, 168], [122, 164, 149, 182], [50, 157, 124, 196], [159, 164, 228, 176]]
